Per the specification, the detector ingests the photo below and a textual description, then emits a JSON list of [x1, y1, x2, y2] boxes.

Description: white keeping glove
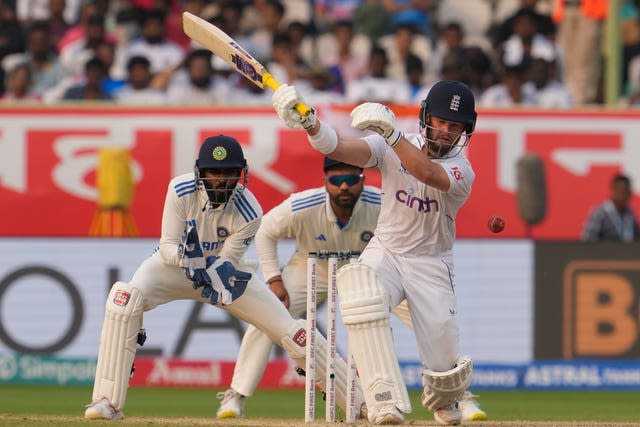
[[350, 102, 402, 147], [272, 83, 317, 131]]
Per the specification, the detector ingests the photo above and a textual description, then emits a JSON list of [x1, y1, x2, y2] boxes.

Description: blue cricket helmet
[[419, 80, 477, 135], [196, 135, 247, 170]]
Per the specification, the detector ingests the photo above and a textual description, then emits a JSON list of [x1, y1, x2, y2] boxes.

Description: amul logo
[[563, 260, 640, 358]]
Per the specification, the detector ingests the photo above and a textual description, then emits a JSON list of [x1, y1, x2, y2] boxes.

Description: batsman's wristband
[[308, 121, 338, 154], [385, 128, 402, 148]]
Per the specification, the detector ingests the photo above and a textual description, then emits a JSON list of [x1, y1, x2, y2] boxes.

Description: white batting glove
[[350, 102, 402, 147], [272, 83, 317, 131]]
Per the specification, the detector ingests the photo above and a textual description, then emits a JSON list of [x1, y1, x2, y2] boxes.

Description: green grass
[[1, 385, 640, 425]]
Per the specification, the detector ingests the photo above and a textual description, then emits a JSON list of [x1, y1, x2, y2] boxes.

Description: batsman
[[84, 135, 366, 420], [272, 80, 486, 425]]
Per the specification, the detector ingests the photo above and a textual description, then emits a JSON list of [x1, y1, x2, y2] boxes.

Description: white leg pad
[[337, 264, 412, 418], [280, 319, 365, 413], [422, 356, 473, 411], [91, 282, 143, 410]]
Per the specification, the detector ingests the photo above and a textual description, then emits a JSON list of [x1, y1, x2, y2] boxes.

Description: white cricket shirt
[[256, 185, 381, 281], [363, 133, 474, 257], [158, 172, 262, 266]]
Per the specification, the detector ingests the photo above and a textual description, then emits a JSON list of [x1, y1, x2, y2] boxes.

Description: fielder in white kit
[[272, 80, 486, 425], [84, 135, 365, 420], [216, 157, 381, 418]]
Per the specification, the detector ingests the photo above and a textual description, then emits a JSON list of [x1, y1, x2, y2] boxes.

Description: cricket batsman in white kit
[[272, 80, 486, 425], [84, 135, 365, 420], [216, 157, 380, 418]]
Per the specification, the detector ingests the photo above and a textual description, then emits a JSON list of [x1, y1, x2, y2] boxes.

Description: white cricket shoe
[[84, 397, 124, 420], [372, 404, 404, 425], [215, 389, 245, 419], [459, 391, 488, 421], [434, 402, 462, 426]]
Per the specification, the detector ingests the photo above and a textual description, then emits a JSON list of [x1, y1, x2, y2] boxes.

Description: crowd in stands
[[1, 0, 639, 107]]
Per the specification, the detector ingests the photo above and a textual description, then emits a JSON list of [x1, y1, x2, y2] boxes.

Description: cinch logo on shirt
[[395, 190, 439, 213]]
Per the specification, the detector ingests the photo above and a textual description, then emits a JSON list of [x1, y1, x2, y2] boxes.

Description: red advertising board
[[1, 106, 638, 239]]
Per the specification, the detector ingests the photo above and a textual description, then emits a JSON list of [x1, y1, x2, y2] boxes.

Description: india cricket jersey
[[256, 185, 381, 283], [158, 172, 262, 266], [363, 133, 474, 257]]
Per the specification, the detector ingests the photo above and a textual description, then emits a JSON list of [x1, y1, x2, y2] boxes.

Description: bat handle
[[262, 72, 311, 117]]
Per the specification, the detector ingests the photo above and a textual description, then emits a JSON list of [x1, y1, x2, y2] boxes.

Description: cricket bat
[[182, 11, 310, 116]]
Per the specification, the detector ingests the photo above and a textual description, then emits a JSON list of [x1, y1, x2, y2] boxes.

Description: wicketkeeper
[[84, 135, 366, 420]]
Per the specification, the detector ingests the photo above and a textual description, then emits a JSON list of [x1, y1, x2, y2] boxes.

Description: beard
[[331, 191, 358, 209]]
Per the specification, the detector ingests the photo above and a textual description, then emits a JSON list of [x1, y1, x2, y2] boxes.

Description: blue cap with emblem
[[196, 135, 246, 170]]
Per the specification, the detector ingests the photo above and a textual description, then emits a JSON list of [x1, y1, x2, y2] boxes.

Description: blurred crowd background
[[1, 0, 639, 108]]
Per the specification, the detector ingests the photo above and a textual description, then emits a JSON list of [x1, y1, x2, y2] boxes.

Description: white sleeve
[[158, 182, 187, 267], [362, 134, 389, 168], [255, 198, 295, 281]]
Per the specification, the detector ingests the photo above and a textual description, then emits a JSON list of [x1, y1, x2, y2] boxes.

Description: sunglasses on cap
[[326, 174, 363, 186]]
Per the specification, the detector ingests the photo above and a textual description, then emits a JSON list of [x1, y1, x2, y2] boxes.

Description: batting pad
[[280, 319, 365, 413], [337, 264, 412, 417], [91, 282, 143, 410], [421, 355, 473, 411]]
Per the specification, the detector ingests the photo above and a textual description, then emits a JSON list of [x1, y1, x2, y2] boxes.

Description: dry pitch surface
[[2, 415, 639, 427]]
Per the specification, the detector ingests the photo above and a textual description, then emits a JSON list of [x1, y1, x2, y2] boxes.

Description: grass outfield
[[1, 385, 640, 426]]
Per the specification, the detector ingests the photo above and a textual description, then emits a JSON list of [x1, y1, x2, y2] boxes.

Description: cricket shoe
[[434, 402, 462, 426], [459, 391, 488, 421], [216, 389, 245, 419], [372, 404, 404, 425], [84, 397, 124, 420]]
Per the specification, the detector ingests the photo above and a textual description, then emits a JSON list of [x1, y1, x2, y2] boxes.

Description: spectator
[[59, 12, 112, 77], [317, 19, 369, 94], [552, 0, 607, 105], [345, 44, 410, 104], [490, 0, 556, 45], [0, 0, 27, 94], [265, 32, 310, 88], [113, 55, 166, 104], [381, 0, 437, 41], [352, 0, 393, 41], [114, 8, 185, 80], [47, 0, 73, 49], [479, 63, 537, 107], [582, 174, 640, 242], [500, 8, 556, 69], [165, 48, 231, 105], [313, 0, 362, 33], [378, 22, 432, 83], [524, 56, 572, 108], [24, 21, 67, 97], [61, 57, 113, 101], [245, 0, 286, 63], [1, 60, 41, 103]]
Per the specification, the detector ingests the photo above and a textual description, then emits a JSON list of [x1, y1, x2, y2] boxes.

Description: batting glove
[[272, 83, 317, 131], [350, 102, 402, 147], [206, 257, 252, 305], [179, 225, 212, 289]]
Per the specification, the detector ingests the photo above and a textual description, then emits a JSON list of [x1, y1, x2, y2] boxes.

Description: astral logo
[[395, 190, 439, 213]]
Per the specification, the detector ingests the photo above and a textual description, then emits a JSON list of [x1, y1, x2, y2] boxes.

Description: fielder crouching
[[84, 135, 366, 420]]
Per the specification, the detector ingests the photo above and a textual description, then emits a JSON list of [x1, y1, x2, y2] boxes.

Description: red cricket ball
[[487, 215, 505, 233]]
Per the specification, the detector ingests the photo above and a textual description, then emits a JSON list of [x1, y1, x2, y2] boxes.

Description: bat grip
[[262, 72, 311, 117]]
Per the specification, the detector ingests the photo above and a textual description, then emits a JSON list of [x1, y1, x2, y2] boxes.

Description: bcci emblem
[[212, 146, 228, 161]]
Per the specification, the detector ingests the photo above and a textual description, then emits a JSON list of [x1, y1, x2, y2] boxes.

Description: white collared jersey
[[158, 172, 262, 266], [256, 185, 381, 282], [363, 133, 474, 257]]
